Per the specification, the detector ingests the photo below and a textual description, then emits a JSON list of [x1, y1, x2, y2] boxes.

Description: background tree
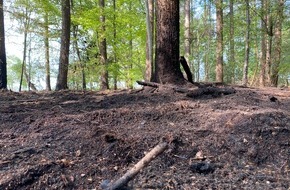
[[215, 0, 223, 83], [155, 0, 184, 84], [98, 0, 109, 90], [228, 0, 235, 83], [184, 0, 191, 80], [3, 0, 290, 90], [0, 0, 7, 89], [270, 0, 285, 86], [242, 0, 250, 86], [145, 0, 154, 82], [56, 0, 71, 90]]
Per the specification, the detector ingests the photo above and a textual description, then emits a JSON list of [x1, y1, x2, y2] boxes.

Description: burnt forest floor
[[0, 85, 290, 190]]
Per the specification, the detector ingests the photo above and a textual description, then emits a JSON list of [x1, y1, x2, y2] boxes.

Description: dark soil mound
[[0, 87, 289, 189]]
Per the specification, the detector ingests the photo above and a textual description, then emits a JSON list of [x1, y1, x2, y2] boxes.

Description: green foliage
[[5, 0, 290, 90], [7, 56, 25, 90]]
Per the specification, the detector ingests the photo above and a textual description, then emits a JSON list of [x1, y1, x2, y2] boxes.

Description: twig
[[102, 142, 168, 190]]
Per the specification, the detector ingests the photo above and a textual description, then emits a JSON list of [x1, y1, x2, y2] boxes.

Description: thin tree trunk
[[19, 7, 29, 92], [215, 0, 223, 83], [250, 0, 260, 86], [259, 0, 267, 87], [56, 0, 71, 90], [113, 0, 117, 90], [71, 0, 86, 90], [99, 0, 109, 90], [184, 0, 192, 81], [127, 2, 133, 89], [265, 0, 273, 85], [72, 25, 86, 90], [243, 0, 250, 86], [270, 0, 284, 87], [0, 0, 7, 89], [203, 0, 210, 82], [145, 0, 154, 82], [229, 0, 235, 84], [44, 12, 51, 91]]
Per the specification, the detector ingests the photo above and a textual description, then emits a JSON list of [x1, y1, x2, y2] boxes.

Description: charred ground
[[0, 86, 290, 189]]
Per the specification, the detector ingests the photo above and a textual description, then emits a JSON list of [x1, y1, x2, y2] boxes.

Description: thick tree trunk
[[155, 0, 184, 85], [0, 0, 7, 89], [270, 0, 284, 87], [145, 0, 154, 82], [99, 0, 109, 90], [215, 0, 223, 83], [242, 0, 250, 86], [56, 0, 70, 90]]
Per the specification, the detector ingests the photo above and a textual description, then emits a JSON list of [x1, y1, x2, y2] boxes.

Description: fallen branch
[[187, 86, 236, 98], [136, 80, 162, 88], [102, 142, 168, 190]]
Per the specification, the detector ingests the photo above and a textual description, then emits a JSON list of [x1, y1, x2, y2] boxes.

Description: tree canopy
[[2, 0, 290, 91]]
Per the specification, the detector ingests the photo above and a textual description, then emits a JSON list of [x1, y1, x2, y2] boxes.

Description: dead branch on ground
[[101, 141, 168, 190]]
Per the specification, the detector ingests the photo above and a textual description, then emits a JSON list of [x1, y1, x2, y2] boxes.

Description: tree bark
[[229, 0, 235, 84], [155, 0, 184, 85], [0, 0, 7, 89], [215, 0, 223, 83], [145, 0, 154, 82], [270, 0, 284, 87], [259, 0, 267, 87], [44, 12, 51, 91], [184, 0, 192, 80], [112, 0, 117, 90], [242, 0, 250, 86], [203, 0, 211, 82], [99, 0, 109, 90], [56, 0, 71, 91]]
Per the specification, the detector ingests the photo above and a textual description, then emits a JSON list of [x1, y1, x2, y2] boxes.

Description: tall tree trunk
[[19, 7, 29, 92], [242, 0, 250, 86], [145, 0, 154, 82], [259, 0, 267, 87], [265, 0, 273, 85], [72, 24, 86, 90], [184, 0, 192, 81], [44, 12, 51, 91], [0, 0, 7, 89], [113, 0, 117, 89], [155, 0, 184, 84], [229, 0, 235, 84], [99, 0, 109, 90], [215, 0, 223, 83], [56, 0, 71, 90], [270, 0, 285, 87], [203, 0, 210, 82]]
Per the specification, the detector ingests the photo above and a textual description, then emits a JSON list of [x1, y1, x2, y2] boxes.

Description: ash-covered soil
[[0, 86, 290, 190]]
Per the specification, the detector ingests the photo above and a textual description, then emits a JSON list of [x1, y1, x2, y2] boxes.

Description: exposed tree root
[[136, 80, 236, 98]]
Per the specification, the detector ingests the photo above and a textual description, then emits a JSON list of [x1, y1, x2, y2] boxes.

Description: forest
[[0, 1, 290, 190], [0, 0, 289, 91]]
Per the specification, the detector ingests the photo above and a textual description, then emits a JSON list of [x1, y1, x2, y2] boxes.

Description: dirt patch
[[0, 87, 290, 189]]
